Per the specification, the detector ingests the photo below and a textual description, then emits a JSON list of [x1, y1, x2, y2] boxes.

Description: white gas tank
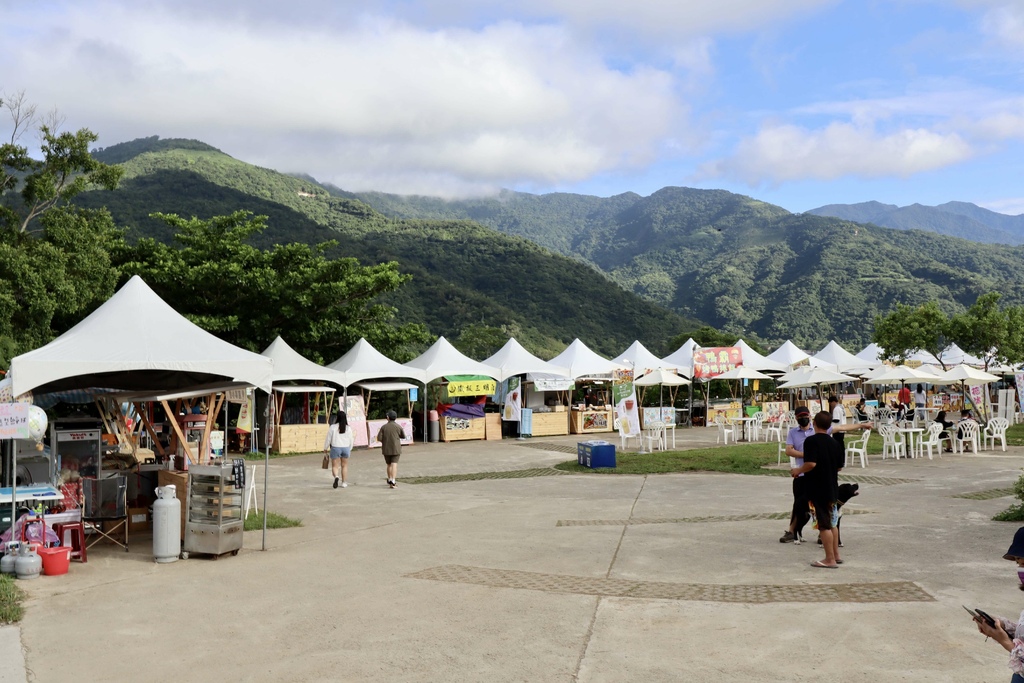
[[152, 485, 181, 563]]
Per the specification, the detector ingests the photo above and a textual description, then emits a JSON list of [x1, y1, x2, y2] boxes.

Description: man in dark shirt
[[792, 411, 844, 568]]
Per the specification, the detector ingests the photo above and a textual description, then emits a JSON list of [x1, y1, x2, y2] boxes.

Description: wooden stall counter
[[439, 415, 486, 442], [273, 423, 330, 454], [570, 409, 613, 434], [530, 411, 570, 437]]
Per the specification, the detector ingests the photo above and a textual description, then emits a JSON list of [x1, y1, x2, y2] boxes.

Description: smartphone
[[964, 605, 996, 627]]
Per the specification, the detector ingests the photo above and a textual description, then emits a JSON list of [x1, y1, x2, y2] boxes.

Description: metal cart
[[183, 464, 242, 559]]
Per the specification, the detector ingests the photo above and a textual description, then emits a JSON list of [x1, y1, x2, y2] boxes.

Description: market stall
[[359, 382, 416, 447], [548, 339, 624, 435], [437, 376, 496, 442], [270, 385, 335, 454], [523, 375, 573, 436], [483, 339, 572, 439]]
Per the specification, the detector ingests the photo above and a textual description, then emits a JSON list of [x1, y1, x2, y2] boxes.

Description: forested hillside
[[351, 187, 1024, 349], [78, 138, 694, 357]]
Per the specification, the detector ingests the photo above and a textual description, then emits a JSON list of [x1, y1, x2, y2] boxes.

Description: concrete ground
[[9, 429, 1024, 682]]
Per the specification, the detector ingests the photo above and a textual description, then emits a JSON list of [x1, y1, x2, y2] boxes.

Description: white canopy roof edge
[[260, 336, 349, 386], [548, 339, 626, 380], [733, 339, 787, 373], [403, 336, 500, 384], [327, 338, 426, 386], [660, 338, 699, 377], [482, 338, 570, 383], [855, 343, 885, 363], [810, 340, 879, 373], [9, 276, 274, 396], [612, 340, 682, 377], [766, 340, 809, 368]]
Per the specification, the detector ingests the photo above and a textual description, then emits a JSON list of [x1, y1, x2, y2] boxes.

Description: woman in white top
[[323, 411, 354, 489]]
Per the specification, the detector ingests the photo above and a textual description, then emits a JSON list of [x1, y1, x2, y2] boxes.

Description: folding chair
[[83, 475, 129, 552]]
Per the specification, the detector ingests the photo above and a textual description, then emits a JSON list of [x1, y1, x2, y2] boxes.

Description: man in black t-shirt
[[791, 411, 844, 568]]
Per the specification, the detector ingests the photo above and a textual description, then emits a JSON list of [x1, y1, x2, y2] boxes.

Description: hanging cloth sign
[[446, 376, 497, 397], [502, 377, 522, 422]]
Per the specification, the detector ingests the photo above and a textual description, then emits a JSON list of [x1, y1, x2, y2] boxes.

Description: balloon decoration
[[27, 405, 48, 442], [0, 377, 32, 404]]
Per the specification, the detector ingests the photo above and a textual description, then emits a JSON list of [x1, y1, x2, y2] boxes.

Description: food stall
[[437, 376, 495, 442], [524, 375, 573, 437], [358, 382, 416, 448], [271, 386, 335, 454]]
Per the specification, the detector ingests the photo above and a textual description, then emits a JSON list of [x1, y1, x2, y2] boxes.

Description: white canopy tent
[[482, 338, 570, 382], [612, 341, 683, 377], [9, 276, 274, 397], [660, 338, 699, 378], [404, 337, 500, 384], [778, 366, 857, 388], [864, 365, 943, 385], [939, 343, 985, 367], [766, 340, 810, 369], [733, 339, 787, 373], [856, 343, 885, 364], [548, 339, 625, 379], [810, 340, 878, 373], [261, 336, 348, 386], [327, 338, 426, 386]]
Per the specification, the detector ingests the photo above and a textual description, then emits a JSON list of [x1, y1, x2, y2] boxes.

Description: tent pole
[[10, 439, 17, 539], [262, 388, 270, 551], [422, 381, 428, 443]]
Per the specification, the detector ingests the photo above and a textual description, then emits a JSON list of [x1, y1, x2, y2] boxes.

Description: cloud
[[980, 198, 1024, 216], [1, 4, 684, 195], [957, 1, 1024, 51], [700, 122, 974, 185]]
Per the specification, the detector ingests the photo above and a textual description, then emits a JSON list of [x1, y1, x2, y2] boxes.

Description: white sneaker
[[340, 482, 348, 488]]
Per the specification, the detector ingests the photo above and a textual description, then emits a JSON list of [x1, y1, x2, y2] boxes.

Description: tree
[[668, 326, 766, 354], [112, 211, 430, 362], [1, 91, 122, 233], [872, 302, 950, 367], [453, 323, 510, 360], [947, 293, 1013, 371]]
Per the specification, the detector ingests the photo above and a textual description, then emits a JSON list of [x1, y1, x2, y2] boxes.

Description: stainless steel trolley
[[183, 464, 243, 559]]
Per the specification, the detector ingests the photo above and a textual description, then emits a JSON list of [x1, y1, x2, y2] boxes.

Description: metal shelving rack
[[183, 464, 243, 559]]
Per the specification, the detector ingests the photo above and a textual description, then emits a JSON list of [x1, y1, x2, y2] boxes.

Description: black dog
[[815, 483, 860, 547]]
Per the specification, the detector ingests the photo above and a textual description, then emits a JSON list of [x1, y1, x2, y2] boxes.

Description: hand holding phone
[[964, 605, 996, 627]]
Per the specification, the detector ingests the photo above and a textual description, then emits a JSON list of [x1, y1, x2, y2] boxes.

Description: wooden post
[[162, 400, 194, 464], [134, 401, 167, 457]]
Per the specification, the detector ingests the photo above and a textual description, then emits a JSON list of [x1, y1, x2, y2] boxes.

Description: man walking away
[[377, 410, 405, 488], [792, 411, 844, 568]]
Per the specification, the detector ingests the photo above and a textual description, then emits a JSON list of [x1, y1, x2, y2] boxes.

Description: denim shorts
[[329, 446, 351, 459]]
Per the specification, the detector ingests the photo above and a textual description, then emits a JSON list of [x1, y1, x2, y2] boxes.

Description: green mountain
[[807, 200, 1024, 245], [347, 187, 1024, 349], [77, 137, 694, 357]]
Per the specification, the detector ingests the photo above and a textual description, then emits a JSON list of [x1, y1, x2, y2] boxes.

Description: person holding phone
[[974, 527, 1024, 681]]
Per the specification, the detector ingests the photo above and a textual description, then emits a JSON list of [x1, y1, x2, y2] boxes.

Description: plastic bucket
[[38, 546, 71, 576]]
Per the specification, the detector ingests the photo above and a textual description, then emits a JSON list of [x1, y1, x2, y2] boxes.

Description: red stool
[[53, 522, 87, 563]]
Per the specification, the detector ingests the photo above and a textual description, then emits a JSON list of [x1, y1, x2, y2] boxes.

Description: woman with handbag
[[323, 411, 354, 489]]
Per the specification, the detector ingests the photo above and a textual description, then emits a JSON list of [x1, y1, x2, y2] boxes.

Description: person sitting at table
[[851, 398, 868, 423], [957, 408, 977, 452], [892, 401, 908, 423], [935, 410, 954, 453]]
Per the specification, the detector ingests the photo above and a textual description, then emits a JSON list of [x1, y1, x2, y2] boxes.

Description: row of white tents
[[6, 276, 1011, 401]]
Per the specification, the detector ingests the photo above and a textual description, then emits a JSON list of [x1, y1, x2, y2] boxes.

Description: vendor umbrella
[[940, 364, 1001, 418], [777, 367, 857, 407]]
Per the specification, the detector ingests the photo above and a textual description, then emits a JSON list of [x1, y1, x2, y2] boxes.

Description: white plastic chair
[[777, 440, 786, 466], [955, 420, 980, 454], [643, 421, 666, 452], [764, 415, 783, 443], [984, 418, 1010, 452], [879, 424, 905, 460], [715, 416, 736, 445], [845, 429, 871, 468], [748, 412, 765, 441], [921, 422, 943, 460]]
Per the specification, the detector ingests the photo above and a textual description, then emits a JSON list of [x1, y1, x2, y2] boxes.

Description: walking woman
[[323, 411, 353, 489], [974, 527, 1024, 681]]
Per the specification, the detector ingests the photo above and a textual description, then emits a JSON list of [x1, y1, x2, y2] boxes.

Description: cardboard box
[[129, 507, 150, 533]]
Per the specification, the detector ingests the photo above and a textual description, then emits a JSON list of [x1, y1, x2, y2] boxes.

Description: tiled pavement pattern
[[513, 441, 578, 454], [951, 487, 1014, 500], [403, 468, 570, 484], [406, 564, 934, 604], [555, 509, 874, 527]]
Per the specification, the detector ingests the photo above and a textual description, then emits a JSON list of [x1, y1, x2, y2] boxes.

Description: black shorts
[[810, 499, 836, 531], [383, 453, 400, 465]]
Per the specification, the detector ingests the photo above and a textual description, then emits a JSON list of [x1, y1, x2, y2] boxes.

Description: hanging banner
[[533, 377, 575, 391], [967, 384, 985, 415], [236, 394, 253, 433], [692, 347, 742, 380], [446, 377, 497, 397], [343, 395, 369, 448], [613, 369, 640, 437], [1015, 373, 1024, 413], [502, 377, 522, 422], [266, 396, 275, 446], [0, 403, 30, 439]]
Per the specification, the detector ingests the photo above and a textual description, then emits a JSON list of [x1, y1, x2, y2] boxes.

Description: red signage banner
[[693, 346, 742, 380]]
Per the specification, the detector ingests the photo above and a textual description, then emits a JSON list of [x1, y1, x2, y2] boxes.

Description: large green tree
[[872, 301, 951, 367], [112, 211, 430, 362]]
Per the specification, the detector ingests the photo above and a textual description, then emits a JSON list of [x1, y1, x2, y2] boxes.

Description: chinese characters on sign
[[692, 346, 742, 380], [0, 403, 30, 439], [447, 379, 497, 397]]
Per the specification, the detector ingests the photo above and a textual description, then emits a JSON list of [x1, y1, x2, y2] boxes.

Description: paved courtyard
[[9, 429, 1024, 681]]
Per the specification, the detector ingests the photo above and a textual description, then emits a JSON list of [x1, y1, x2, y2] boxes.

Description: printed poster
[[642, 407, 676, 425], [613, 369, 640, 437], [343, 395, 369, 448], [760, 401, 789, 423], [0, 403, 30, 439], [447, 378, 497, 397], [692, 346, 742, 380], [709, 401, 742, 422], [236, 395, 252, 433], [502, 377, 522, 422], [366, 418, 413, 448]]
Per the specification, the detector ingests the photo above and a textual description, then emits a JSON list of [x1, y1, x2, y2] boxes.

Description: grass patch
[[555, 443, 778, 475], [0, 575, 25, 624], [1006, 423, 1024, 447], [244, 510, 302, 531], [243, 450, 315, 461], [994, 504, 1024, 522]]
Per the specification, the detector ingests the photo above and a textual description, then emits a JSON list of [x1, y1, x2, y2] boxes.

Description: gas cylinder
[[153, 485, 181, 563], [0, 541, 20, 574], [14, 542, 42, 580]]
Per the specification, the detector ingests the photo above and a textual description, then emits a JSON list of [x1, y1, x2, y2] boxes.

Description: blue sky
[[2, 0, 1023, 213]]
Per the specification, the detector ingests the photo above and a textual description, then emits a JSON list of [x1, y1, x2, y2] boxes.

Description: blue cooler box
[[577, 440, 616, 468]]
